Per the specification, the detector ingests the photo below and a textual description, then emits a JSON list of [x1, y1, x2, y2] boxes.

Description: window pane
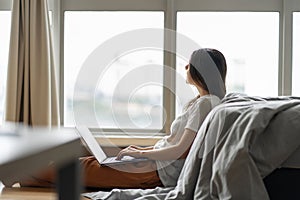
[[176, 12, 279, 112], [64, 11, 164, 129], [293, 12, 300, 96], [0, 11, 11, 125]]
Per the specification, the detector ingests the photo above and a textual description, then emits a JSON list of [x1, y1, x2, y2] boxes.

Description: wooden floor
[[0, 182, 89, 200]]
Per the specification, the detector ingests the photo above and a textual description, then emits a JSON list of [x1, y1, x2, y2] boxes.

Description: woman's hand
[[116, 145, 144, 160], [116, 129, 196, 161]]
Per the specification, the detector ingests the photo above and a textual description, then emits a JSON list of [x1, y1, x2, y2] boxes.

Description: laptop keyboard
[[106, 156, 135, 162]]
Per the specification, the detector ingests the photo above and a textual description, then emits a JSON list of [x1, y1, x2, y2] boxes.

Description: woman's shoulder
[[196, 94, 221, 106]]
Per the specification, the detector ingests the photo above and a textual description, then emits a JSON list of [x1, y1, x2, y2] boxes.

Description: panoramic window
[[64, 11, 164, 129], [0, 11, 11, 124], [293, 12, 300, 96], [176, 12, 279, 113]]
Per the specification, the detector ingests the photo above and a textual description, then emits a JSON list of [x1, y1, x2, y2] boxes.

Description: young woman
[[5, 48, 227, 189]]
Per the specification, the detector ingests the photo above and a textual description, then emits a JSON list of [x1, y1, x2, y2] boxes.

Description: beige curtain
[[5, 0, 59, 126]]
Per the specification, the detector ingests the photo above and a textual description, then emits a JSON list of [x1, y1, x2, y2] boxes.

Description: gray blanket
[[84, 93, 300, 200]]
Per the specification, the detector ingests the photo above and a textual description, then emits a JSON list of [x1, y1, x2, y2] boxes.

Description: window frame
[[56, 0, 300, 132], [290, 2, 300, 96], [0, 0, 11, 10], [60, 0, 170, 133], [2, 0, 300, 134]]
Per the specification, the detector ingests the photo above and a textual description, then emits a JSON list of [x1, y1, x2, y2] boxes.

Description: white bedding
[[84, 93, 300, 200]]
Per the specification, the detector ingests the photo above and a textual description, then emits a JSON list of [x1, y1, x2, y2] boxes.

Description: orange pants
[[20, 156, 163, 189]]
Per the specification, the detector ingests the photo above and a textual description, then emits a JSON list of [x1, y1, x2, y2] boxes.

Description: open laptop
[[75, 126, 148, 166]]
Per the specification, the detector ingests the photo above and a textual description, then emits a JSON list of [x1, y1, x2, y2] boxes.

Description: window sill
[[93, 133, 164, 147]]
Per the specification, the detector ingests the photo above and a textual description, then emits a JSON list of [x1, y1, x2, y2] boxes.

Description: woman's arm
[[128, 145, 154, 151], [116, 129, 197, 161]]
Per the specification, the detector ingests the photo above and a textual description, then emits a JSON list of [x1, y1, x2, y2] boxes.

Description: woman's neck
[[196, 86, 209, 97]]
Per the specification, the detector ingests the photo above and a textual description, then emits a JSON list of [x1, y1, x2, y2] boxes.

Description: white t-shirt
[[154, 94, 221, 187]]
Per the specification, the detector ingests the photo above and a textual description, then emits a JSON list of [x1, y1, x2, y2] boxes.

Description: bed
[[84, 93, 300, 200]]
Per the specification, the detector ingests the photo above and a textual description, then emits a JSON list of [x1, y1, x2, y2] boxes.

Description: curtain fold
[[5, 0, 59, 126]]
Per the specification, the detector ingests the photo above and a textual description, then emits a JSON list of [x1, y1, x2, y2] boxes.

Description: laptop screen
[[75, 126, 107, 163]]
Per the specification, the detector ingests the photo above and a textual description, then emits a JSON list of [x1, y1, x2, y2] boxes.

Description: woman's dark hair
[[184, 48, 227, 110], [189, 48, 227, 94]]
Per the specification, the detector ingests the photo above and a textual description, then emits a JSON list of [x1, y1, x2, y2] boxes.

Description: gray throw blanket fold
[[84, 93, 300, 200]]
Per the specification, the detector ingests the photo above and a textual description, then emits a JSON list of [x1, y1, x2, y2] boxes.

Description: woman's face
[[185, 64, 195, 85]]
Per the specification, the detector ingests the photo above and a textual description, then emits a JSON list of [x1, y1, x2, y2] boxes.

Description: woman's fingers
[[116, 147, 140, 160], [116, 147, 131, 160], [116, 149, 127, 160]]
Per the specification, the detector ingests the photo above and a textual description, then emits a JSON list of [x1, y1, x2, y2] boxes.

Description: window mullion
[[163, 0, 176, 134], [279, 0, 293, 95]]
